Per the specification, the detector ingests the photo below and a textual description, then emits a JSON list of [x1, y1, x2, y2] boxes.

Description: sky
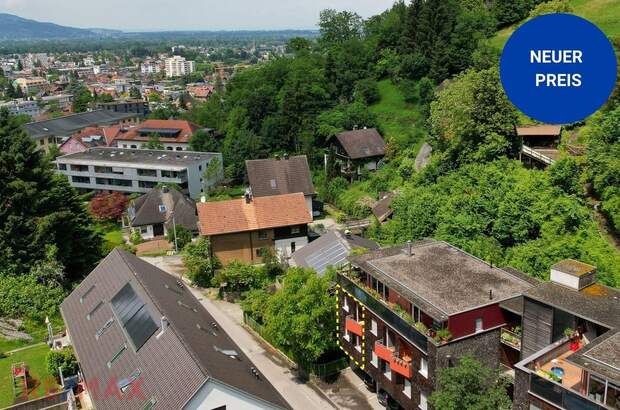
[[0, 0, 397, 31]]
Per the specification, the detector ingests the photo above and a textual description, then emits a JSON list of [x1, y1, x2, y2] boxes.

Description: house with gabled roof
[[61, 248, 289, 410], [197, 191, 312, 265], [245, 155, 316, 217], [331, 128, 386, 180]]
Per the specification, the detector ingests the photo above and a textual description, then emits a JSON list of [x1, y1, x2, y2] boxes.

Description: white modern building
[[164, 56, 195, 78], [141, 61, 163, 75], [55, 147, 223, 199]]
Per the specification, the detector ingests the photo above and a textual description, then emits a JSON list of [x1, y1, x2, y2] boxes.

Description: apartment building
[[114, 119, 200, 151], [55, 147, 223, 199], [13, 77, 48, 95], [164, 56, 195, 78], [336, 240, 536, 409], [40, 93, 73, 110], [513, 260, 620, 410], [141, 61, 163, 74], [0, 98, 40, 117]]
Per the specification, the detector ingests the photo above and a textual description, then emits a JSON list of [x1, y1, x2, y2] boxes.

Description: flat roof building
[[55, 147, 222, 199]]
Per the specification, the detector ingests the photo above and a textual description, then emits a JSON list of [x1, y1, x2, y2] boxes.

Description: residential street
[[142, 256, 382, 410]]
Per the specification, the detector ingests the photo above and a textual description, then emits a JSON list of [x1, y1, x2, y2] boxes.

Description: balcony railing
[[500, 328, 521, 350], [374, 339, 414, 378], [345, 315, 363, 337], [530, 374, 604, 410], [374, 339, 395, 362], [339, 273, 429, 353]]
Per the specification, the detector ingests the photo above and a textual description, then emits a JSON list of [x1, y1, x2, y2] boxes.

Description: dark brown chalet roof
[[372, 192, 395, 222], [129, 187, 198, 231], [245, 156, 315, 197], [61, 249, 289, 410], [335, 128, 386, 159]]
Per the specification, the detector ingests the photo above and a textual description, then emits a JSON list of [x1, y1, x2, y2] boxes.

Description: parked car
[[377, 389, 401, 409]]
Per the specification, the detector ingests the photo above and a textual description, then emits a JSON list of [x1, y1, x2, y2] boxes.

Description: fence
[[242, 313, 348, 379]]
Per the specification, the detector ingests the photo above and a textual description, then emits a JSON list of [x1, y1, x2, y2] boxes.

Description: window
[[141, 397, 157, 410], [419, 392, 428, 410], [343, 331, 351, 342], [130, 145, 137, 149], [270, 179, 277, 189], [382, 360, 391, 381], [371, 351, 378, 367], [343, 296, 349, 313], [137, 168, 157, 177], [354, 335, 361, 352], [589, 375, 607, 403], [404, 378, 412, 398], [419, 357, 428, 377], [291, 226, 301, 234], [258, 230, 268, 240], [607, 382, 620, 409], [166, 146, 173, 151], [58, 163, 67, 171], [371, 319, 378, 336], [413, 305, 421, 322], [39, 139, 45, 146], [107, 344, 127, 368], [140, 227, 148, 234], [176, 147, 182, 151], [475, 318, 484, 333], [198, 165, 202, 171], [72, 176, 90, 184], [118, 368, 142, 393]]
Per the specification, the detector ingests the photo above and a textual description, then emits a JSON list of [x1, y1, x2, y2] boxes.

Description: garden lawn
[[370, 79, 427, 152], [95, 221, 124, 251], [0, 344, 60, 408], [491, 0, 620, 49]]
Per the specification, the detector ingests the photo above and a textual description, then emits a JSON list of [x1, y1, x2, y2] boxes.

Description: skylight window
[[141, 397, 157, 410], [86, 301, 103, 320], [95, 317, 114, 340], [158, 205, 166, 213], [118, 368, 142, 393], [107, 344, 127, 368], [80, 284, 96, 304]]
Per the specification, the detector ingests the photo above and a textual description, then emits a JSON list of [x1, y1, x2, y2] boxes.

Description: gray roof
[[290, 230, 378, 275], [335, 128, 386, 159], [61, 249, 289, 410], [24, 110, 137, 139], [568, 329, 620, 383], [245, 156, 315, 197], [56, 147, 219, 170], [498, 268, 541, 315], [524, 281, 620, 329], [349, 240, 537, 320], [129, 187, 198, 231], [372, 192, 395, 222]]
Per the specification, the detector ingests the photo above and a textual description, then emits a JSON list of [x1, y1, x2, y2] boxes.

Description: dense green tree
[[429, 355, 512, 410], [189, 129, 221, 152], [0, 109, 102, 280], [429, 67, 519, 169], [318, 9, 363, 47], [129, 86, 142, 100], [212, 261, 268, 293], [182, 237, 220, 287], [166, 225, 192, 250], [353, 78, 380, 105], [144, 133, 164, 149]]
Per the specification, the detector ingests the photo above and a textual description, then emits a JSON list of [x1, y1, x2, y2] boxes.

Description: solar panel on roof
[[138, 127, 182, 136], [304, 241, 348, 274], [111, 283, 158, 351]]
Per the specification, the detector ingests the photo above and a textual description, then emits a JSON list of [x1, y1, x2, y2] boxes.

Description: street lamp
[[170, 210, 178, 253]]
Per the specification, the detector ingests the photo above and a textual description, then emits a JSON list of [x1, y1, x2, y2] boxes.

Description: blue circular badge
[[500, 13, 617, 124]]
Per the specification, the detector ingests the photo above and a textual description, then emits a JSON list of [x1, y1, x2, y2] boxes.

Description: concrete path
[[142, 256, 336, 410], [415, 142, 433, 171]]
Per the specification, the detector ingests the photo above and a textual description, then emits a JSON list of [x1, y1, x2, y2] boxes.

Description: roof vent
[[489, 289, 493, 300], [155, 316, 169, 339], [250, 367, 260, 379]]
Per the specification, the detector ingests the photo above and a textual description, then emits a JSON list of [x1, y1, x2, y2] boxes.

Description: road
[[142, 256, 338, 410]]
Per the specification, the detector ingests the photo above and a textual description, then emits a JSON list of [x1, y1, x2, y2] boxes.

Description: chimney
[[244, 187, 253, 204], [406, 240, 413, 256], [550, 260, 597, 290], [156, 316, 169, 339]]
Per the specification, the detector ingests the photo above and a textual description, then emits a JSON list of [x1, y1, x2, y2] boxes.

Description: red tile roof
[[197, 192, 312, 236], [115, 119, 200, 143], [71, 126, 123, 146]]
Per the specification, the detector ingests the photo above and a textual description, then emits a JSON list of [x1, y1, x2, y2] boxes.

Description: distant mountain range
[[0, 13, 121, 40]]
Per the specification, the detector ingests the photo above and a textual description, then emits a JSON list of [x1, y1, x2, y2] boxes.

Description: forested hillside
[[172, 0, 620, 287]]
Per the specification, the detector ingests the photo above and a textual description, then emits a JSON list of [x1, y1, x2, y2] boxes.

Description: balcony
[[500, 327, 521, 351], [390, 355, 413, 378], [338, 273, 429, 353], [516, 338, 608, 410], [375, 339, 395, 362], [345, 315, 363, 337]]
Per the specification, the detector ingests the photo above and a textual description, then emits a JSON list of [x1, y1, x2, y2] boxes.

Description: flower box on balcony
[[374, 340, 395, 362], [390, 356, 413, 378], [345, 316, 363, 336]]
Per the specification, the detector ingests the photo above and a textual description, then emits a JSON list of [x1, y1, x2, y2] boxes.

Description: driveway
[[142, 256, 337, 410]]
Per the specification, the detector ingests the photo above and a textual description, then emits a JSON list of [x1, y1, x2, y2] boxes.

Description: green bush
[[182, 237, 220, 287], [166, 225, 193, 250], [45, 348, 78, 378], [0, 274, 66, 321], [212, 261, 268, 292], [129, 230, 144, 245]]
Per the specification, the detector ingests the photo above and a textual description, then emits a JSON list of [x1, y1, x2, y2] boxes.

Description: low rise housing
[[114, 119, 201, 151], [197, 191, 312, 265], [13, 76, 48, 95], [337, 240, 536, 409], [59, 126, 123, 154], [245, 155, 316, 217], [61, 249, 289, 410], [0, 98, 41, 117], [55, 147, 222, 199], [127, 186, 199, 240], [517, 124, 562, 168], [331, 128, 386, 179], [25, 110, 140, 152]]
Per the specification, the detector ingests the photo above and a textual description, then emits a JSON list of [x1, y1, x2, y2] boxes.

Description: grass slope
[[370, 79, 427, 152], [491, 0, 620, 49], [0, 344, 60, 408]]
